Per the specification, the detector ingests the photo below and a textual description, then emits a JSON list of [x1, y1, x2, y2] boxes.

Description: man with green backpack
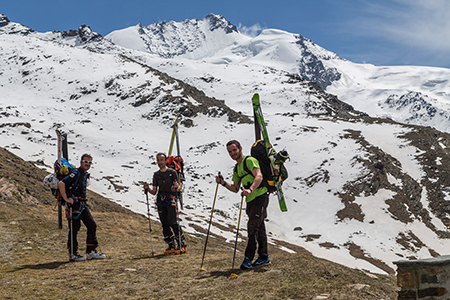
[[216, 140, 271, 270]]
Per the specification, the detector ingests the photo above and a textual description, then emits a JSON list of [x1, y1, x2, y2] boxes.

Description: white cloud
[[238, 23, 264, 37], [333, 0, 450, 67], [361, 0, 450, 51]]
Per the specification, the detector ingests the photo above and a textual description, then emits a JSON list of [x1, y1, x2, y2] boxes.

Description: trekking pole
[[199, 175, 220, 272], [70, 204, 74, 260], [175, 195, 183, 255], [58, 200, 63, 229], [144, 189, 155, 257], [230, 194, 245, 278]]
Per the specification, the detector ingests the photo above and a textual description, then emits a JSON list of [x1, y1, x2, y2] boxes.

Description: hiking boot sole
[[69, 257, 85, 262], [86, 255, 106, 260], [252, 261, 271, 267], [174, 249, 187, 254]]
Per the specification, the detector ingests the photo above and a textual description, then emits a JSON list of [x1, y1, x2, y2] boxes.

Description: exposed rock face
[[0, 14, 10, 27], [332, 120, 450, 241], [401, 126, 450, 238], [381, 92, 438, 122], [378, 91, 450, 132], [337, 129, 425, 225], [76, 24, 104, 44], [131, 14, 240, 58], [0, 14, 33, 35], [295, 35, 342, 89], [205, 13, 239, 33], [115, 56, 252, 126]]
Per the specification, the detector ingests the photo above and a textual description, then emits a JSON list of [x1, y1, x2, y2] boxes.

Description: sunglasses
[[82, 160, 93, 165]]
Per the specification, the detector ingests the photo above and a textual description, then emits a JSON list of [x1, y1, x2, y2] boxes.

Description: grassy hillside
[[0, 147, 399, 299]]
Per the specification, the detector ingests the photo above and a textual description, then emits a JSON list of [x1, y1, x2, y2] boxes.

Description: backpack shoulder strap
[[234, 156, 253, 182], [70, 169, 86, 197], [243, 156, 252, 175]]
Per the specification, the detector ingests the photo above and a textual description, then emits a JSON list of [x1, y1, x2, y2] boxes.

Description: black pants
[[67, 202, 98, 254], [245, 193, 269, 261], [156, 196, 182, 244]]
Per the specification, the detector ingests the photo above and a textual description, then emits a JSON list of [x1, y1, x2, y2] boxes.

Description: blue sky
[[2, 0, 450, 68]]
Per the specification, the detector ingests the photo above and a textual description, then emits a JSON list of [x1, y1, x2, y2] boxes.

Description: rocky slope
[[0, 146, 398, 299]]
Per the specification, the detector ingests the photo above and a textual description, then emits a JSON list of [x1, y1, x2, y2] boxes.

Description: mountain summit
[[105, 14, 342, 89], [106, 14, 243, 59]]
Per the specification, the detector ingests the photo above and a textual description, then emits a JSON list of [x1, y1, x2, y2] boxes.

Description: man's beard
[[234, 149, 243, 161]]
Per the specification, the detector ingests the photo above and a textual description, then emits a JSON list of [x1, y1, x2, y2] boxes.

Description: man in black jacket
[[58, 154, 106, 262], [144, 152, 186, 255]]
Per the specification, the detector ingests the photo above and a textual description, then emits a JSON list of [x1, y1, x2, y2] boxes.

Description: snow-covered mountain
[[105, 14, 450, 134], [2, 13, 450, 275], [105, 14, 343, 90], [106, 14, 242, 59]]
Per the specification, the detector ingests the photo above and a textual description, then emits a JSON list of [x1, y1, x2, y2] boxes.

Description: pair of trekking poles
[[199, 172, 244, 278], [143, 173, 244, 277], [144, 189, 183, 257]]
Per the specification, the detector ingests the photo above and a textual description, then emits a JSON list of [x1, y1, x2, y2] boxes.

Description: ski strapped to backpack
[[252, 93, 290, 211], [233, 140, 288, 192], [42, 130, 71, 228], [42, 130, 88, 225], [167, 117, 185, 210]]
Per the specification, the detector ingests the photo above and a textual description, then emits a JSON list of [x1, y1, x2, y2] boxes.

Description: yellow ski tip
[[200, 268, 206, 271], [230, 273, 238, 279]]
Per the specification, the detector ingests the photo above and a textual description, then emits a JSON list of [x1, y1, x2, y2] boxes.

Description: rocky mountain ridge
[[104, 14, 450, 132]]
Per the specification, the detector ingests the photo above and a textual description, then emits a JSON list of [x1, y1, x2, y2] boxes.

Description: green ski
[[252, 94, 288, 212]]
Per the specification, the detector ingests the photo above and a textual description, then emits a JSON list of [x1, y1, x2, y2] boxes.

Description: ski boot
[[164, 240, 176, 255], [174, 239, 187, 254]]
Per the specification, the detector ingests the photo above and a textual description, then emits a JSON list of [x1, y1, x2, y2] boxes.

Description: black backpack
[[234, 140, 288, 193]]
